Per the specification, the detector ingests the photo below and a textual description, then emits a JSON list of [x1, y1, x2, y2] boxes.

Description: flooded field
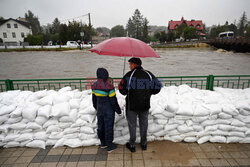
[[0, 48, 250, 79]]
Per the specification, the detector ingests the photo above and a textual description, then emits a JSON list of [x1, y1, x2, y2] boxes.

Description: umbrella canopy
[[89, 37, 159, 58]]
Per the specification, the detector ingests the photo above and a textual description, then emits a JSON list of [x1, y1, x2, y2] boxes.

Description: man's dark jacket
[[119, 66, 162, 111]]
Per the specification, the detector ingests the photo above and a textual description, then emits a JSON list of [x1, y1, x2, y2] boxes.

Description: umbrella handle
[[123, 57, 126, 76]]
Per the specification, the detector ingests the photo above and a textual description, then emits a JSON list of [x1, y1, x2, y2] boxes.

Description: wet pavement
[[0, 141, 250, 167]]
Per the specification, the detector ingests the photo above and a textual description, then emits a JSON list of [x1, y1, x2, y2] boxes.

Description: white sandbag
[[121, 127, 129, 136], [9, 122, 27, 130], [177, 125, 193, 133], [184, 137, 197, 142], [63, 138, 82, 148], [208, 130, 229, 136], [155, 119, 168, 125], [232, 126, 248, 132], [4, 134, 20, 142], [209, 136, 227, 143], [168, 118, 185, 125], [240, 137, 250, 143], [51, 102, 70, 117], [238, 109, 250, 116], [71, 119, 87, 128], [0, 124, 10, 133], [164, 124, 178, 131], [167, 135, 184, 142], [197, 135, 211, 144], [0, 115, 10, 124], [114, 130, 122, 138], [205, 104, 222, 115], [26, 140, 46, 149], [192, 125, 204, 131], [59, 116, 74, 122], [5, 141, 20, 148], [148, 124, 164, 133], [246, 129, 250, 135], [80, 114, 96, 123], [58, 86, 72, 93], [165, 129, 180, 136], [186, 120, 194, 126], [34, 131, 47, 141], [46, 139, 57, 146], [36, 96, 53, 106], [79, 106, 96, 115], [166, 100, 178, 113], [81, 139, 99, 146], [80, 126, 94, 134], [26, 122, 42, 130], [235, 100, 250, 111], [69, 109, 78, 122], [192, 116, 208, 123], [35, 116, 48, 126], [69, 99, 80, 109], [201, 120, 216, 126], [64, 133, 79, 139], [64, 127, 79, 134], [46, 125, 61, 133], [176, 103, 193, 116], [222, 105, 238, 116], [231, 119, 245, 127], [49, 132, 63, 140], [219, 112, 232, 119], [227, 136, 243, 143], [43, 119, 59, 128], [10, 107, 23, 118], [154, 130, 167, 137], [22, 103, 39, 121], [218, 124, 234, 131], [228, 131, 245, 138], [79, 133, 97, 140], [0, 105, 16, 116], [15, 133, 33, 142], [54, 138, 65, 148], [37, 105, 51, 118], [215, 119, 231, 125], [205, 125, 218, 132], [193, 105, 210, 116], [58, 122, 72, 129]]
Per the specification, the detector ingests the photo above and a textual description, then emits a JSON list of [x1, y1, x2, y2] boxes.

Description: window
[[12, 32, 16, 38], [3, 32, 7, 38], [7, 24, 11, 28], [196, 24, 200, 28], [21, 32, 25, 38], [14, 24, 18, 28]]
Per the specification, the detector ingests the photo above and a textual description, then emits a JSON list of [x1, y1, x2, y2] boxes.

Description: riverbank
[[152, 43, 210, 48], [0, 47, 80, 52]]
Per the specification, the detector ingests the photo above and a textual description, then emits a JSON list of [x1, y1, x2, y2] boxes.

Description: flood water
[[0, 48, 250, 79]]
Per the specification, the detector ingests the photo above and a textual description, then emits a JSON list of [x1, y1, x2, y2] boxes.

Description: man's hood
[[96, 68, 109, 81]]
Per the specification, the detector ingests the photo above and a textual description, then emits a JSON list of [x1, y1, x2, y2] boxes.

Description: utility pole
[[88, 13, 93, 48]]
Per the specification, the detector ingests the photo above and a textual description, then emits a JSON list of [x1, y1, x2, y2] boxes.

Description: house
[[0, 18, 32, 46], [168, 17, 204, 31]]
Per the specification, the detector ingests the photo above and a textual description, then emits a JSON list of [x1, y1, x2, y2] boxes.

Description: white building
[[0, 18, 32, 46]]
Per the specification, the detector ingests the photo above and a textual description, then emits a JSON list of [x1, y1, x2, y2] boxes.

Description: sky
[[0, 0, 250, 29]]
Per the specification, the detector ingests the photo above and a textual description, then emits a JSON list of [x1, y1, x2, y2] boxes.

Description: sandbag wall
[[0, 85, 250, 149]]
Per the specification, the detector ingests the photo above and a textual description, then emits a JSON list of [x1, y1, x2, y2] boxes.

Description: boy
[[91, 68, 121, 153]]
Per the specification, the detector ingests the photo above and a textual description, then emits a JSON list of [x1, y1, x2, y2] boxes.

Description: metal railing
[[0, 75, 250, 92]]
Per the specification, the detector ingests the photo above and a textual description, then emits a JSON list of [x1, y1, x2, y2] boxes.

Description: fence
[[0, 75, 250, 92]]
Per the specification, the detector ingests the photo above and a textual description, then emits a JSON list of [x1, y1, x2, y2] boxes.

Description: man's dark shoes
[[126, 142, 136, 153], [141, 144, 147, 150], [107, 143, 117, 153]]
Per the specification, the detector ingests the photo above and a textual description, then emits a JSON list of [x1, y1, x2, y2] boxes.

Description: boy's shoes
[[141, 144, 147, 150], [126, 142, 136, 153], [99, 144, 107, 149], [107, 143, 117, 153]]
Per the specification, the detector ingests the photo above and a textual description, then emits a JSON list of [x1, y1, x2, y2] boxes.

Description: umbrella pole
[[123, 57, 126, 76]]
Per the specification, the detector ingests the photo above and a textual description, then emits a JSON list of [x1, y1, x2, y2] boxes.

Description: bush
[[24, 35, 43, 45]]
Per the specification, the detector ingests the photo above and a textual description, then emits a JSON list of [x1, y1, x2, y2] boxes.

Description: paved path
[[0, 141, 250, 167]]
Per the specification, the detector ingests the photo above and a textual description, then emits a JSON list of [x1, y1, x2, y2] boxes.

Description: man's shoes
[[141, 144, 147, 150], [100, 141, 107, 148], [107, 143, 117, 153], [126, 142, 136, 153]]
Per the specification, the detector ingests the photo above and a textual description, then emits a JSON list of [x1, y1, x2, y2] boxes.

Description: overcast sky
[[0, 0, 250, 29]]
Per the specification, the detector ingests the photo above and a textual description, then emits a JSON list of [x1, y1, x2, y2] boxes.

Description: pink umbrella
[[89, 37, 159, 58], [89, 37, 159, 75]]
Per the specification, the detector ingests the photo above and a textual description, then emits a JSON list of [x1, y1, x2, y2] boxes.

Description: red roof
[[169, 17, 204, 31]]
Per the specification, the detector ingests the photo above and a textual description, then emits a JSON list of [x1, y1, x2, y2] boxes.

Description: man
[[119, 58, 162, 152]]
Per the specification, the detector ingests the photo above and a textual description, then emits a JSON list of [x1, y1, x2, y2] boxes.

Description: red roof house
[[168, 17, 204, 31]]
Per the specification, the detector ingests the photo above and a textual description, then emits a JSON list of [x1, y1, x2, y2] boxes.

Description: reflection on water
[[0, 48, 250, 79]]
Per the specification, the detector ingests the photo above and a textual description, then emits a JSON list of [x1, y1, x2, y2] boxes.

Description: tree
[[237, 11, 248, 36], [51, 18, 60, 34], [25, 10, 41, 35], [154, 31, 167, 43], [126, 9, 149, 42], [0, 16, 4, 22], [110, 25, 125, 37], [142, 18, 149, 42], [184, 27, 198, 40], [0, 38, 3, 43]]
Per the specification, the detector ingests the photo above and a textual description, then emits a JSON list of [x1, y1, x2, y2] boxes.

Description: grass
[[0, 47, 81, 52]]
